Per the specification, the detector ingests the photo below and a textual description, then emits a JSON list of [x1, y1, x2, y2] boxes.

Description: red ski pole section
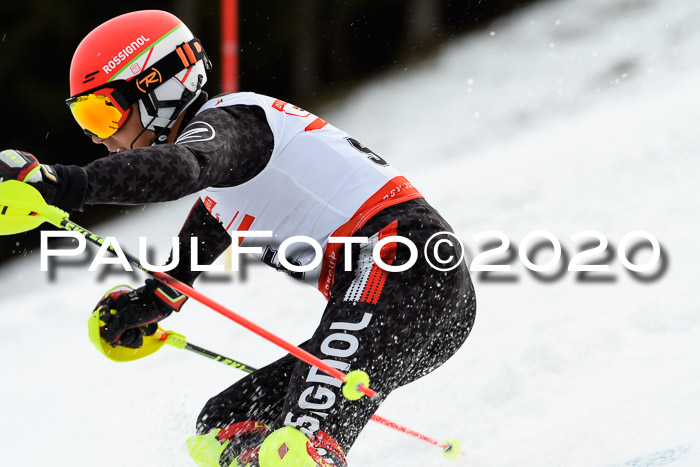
[[152, 272, 377, 399], [369, 414, 467, 456], [220, 0, 239, 93]]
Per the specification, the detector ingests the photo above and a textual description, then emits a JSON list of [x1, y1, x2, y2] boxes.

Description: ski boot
[[187, 420, 269, 467], [257, 426, 347, 467]]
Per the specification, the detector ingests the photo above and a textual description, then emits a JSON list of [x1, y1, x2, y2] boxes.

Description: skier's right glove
[[93, 279, 188, 349], [0, 149, 87, 212]]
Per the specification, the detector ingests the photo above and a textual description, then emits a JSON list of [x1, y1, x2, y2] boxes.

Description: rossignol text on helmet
[[66, 10, 211, 142]]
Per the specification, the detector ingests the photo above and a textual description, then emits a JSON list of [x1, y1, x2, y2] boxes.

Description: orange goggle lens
[[68, 94, 128, 139]]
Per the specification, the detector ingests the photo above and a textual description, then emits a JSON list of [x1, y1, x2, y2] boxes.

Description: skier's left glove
[[0, 149, 87, 212], [94, 279, 188, 349]]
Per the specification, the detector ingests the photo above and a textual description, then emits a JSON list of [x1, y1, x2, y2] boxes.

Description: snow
[[2, 0, 700, 465]]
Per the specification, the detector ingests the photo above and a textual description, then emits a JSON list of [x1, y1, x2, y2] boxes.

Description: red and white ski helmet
[[68, 10, 210, 140]]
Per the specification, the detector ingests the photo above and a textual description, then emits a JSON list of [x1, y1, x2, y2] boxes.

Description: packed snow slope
[[2, 0, 699, 465]]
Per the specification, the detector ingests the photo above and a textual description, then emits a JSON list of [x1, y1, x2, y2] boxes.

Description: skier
[[0, 10, 476, 467]]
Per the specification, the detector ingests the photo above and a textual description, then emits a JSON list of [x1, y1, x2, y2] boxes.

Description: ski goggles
[[67, 88, 131, 139], [66, 38, 211, 139]]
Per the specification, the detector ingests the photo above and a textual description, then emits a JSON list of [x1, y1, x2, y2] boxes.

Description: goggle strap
[[118, 38, 210, 105]]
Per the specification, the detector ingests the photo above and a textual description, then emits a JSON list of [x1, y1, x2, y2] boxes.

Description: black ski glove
[[0, 149, 87, 212], [95, 279, 188, 349]]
